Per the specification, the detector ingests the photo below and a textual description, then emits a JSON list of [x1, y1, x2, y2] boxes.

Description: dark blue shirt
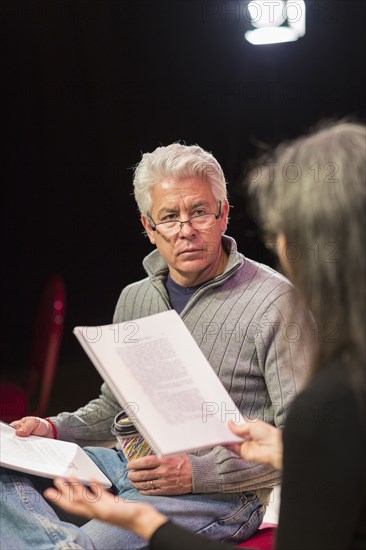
[[166, 274, 203, 314]]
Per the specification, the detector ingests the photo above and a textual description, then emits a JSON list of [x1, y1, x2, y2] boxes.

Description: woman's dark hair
[[247, 121, 365, 388]]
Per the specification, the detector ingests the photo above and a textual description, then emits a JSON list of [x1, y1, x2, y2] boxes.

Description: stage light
[[245, 0, 306, 45], [248, 0, 287, 28]]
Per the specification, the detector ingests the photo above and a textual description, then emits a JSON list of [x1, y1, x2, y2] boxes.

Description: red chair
[[236, 523, 277, 550], [0, 275, 66, 422]]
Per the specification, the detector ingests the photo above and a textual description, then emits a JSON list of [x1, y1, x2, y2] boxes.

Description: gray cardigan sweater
[[51, 236, 312, 497]]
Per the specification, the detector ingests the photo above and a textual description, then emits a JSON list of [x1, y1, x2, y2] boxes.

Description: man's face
[[141, 177, 229, 286]]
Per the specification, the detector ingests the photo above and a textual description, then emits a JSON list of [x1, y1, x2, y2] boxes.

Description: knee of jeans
[[82, 446, 113, 465], [82, 445, 101, 455], [83, 446, 129, 490]]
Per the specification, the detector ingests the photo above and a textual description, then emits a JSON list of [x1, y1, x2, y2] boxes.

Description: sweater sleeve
[[256, 290, 313, 428], [49, 382, 121, 446], [190, 291, 312, 495]]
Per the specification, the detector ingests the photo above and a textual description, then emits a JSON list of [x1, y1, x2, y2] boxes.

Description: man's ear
[[141, 214, 156, 245], [220, 200, 230, 234]]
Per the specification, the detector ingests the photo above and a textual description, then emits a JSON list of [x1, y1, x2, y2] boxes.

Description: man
[[1, 143, 312, 549]]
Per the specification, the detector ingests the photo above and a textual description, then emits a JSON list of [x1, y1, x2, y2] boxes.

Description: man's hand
[[10, 416, 54, 438], [127, 453, 192, 495]]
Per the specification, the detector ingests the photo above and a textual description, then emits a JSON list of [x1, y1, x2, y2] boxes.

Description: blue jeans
[[0, 447, 264, 549]]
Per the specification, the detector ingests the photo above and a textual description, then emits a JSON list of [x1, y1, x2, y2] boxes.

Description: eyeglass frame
[[147, 201, 222, 233]]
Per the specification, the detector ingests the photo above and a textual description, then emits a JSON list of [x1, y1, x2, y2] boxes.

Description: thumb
[[228, 419, 251, 438]]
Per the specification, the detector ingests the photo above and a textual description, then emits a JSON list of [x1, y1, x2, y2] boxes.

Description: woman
[[45, 121, 366, 549]]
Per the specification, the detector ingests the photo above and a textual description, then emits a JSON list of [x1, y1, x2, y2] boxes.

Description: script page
[[0, 422, 111, 486], [74, 310, 243, 455]]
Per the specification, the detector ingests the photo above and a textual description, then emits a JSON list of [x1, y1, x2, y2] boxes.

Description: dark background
[[2, 1, 365, 412]]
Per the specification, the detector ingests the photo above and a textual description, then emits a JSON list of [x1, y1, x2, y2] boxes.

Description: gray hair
[[247, 121, 366, 386], [133, 143, 228, 215]]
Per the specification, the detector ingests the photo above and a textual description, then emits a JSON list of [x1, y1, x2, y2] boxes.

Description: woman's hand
[[228, 419, 283, 470], [44, 478, 168, 541]]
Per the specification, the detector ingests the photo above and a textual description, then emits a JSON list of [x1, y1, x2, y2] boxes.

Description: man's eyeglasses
[[148, 202, 222, 235]]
